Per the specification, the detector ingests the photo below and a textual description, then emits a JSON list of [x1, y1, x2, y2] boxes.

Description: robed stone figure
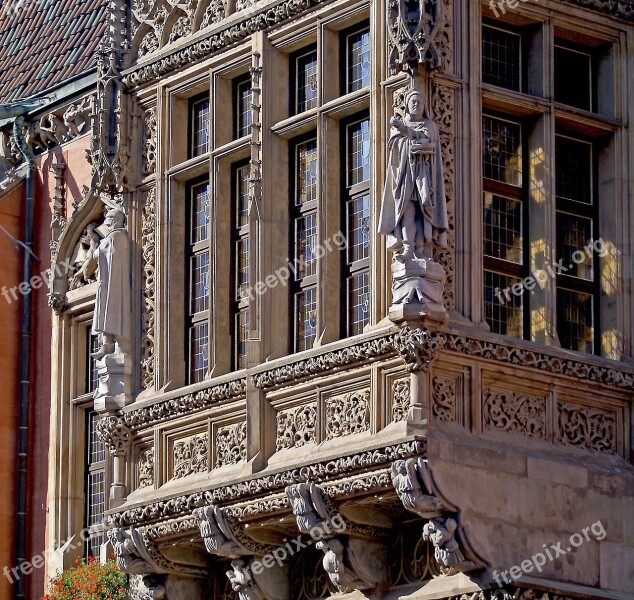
[[379, 88, 447, 262], [92, 206, 131, 358]]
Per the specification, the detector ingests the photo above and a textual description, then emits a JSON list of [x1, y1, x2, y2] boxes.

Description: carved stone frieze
[[141, 187, 157, 390], [443, 590, 576, 600], [216, 421, 247, 467], [443, 332, 634, 390], [432, 376, 457, 423], [557, 402, 617, 454], [394, 327, 445, 372], [110, 440, 425, 527], [391, 378, 411, 422], [483, 388, 546, 438], [139, 447, 155, 489], [173, 434, 208, 479], [96, 416, 131, 457], [251, 333, 396, 389], [142, 109, 157, 177], [325, 389, 370, 440], [276, 404, 317, 451], [123, 378, 246, 429]]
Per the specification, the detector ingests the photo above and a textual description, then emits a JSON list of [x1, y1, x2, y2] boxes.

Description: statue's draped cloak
[[378, 117, 447, 247], [93, 228, 130, 341]]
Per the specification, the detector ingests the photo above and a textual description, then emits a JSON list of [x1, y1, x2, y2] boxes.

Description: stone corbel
[[108, 528, 207, 600], [194, 506, 289, 600], [96, 416, 131, 457], [391, 457, 485, 573], [285, 483, 388, 594], [393, 326, 446, 372], [96, 416, 131, 504]]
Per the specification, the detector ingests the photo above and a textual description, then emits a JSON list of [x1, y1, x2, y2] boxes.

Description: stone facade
[[32, 0, 634, 599]]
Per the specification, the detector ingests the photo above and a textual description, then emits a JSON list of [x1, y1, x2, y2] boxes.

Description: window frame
[[188, 92, 211, 159]]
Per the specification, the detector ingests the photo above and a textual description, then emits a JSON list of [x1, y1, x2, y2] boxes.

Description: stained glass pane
[[236, 79, 252, 138], [295, 213, 317, 278], [295, 50, 318, 113], [557, 288, 593, 353], [190, 253, 210, 314], [191, 97, 210, 157], [347, 271, 370, 336], [483, 25, 521, 91], [483, 116, 522, 186], [190, 183, 210, 244], [483, 193, 522, 264], [295, 288, 317, 352], [347, 119, 370, 187], [296, 139, 318, 205], [189, 322, 209, 383], [347, 29, 370, 92], [484, 270, 523, 338]]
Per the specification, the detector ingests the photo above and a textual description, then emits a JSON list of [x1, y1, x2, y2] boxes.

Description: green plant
[[43, 557, 128, 600]]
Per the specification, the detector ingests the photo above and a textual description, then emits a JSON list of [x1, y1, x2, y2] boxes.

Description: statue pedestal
[[389, 258, 448, 325], [93, 352, 132, 412]]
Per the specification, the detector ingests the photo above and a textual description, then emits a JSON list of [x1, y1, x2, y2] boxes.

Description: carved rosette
[[96, 416, 131, 457], [393, 327, 445, 372]]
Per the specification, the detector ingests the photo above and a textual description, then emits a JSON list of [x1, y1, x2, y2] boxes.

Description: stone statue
[[379, 87, 448, 313], [69, 223, 100, 289], [92, 205, 131, 359], [380, 87, 447, 261]]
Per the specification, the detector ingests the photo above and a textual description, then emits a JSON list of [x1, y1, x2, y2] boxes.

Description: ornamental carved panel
[[483, 388, 546, 439], [140, 188, 156, 391], [215, 421, 247, 467], [391, 378, 411, 422], [141, 108, 157, 177], [276, 404, 317, 451], [138, 447, 155, 489], [432, 376, 457, 423], [325, 389, 370, 439], [172, 434, 208, 479], [557, 402, 617, 454]]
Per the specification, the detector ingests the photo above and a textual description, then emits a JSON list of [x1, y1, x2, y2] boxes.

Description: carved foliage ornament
[[483, 388, 546, 439], [557, 402, 616, 454], [394, 326, 445, 372], [141, 188, 157, 390], [387, 0, 444, 72], [216, 421, 247, 467], [173, 434, 208, 479], [96, 416, 131, 456], [276, 404, 317, 451], [391, 378, 411, 422], [325, 390, 370, 439]]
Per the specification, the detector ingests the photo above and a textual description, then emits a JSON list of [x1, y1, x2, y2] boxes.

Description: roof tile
[[0, 0, 109, 103]]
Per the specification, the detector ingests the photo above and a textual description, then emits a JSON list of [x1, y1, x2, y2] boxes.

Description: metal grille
[[346, 28, 370, 93], [191, 97, 210, 157], [557, 288, 594, 353], [189, 322, 209, 383], [347, 271, 370, 336], [235, 309, 249, 370], [483, 192, 522, 264], [87, 470, 105, 527], [295, 139, 318, 205], [556, 136, 592, 205], [190, 253, 210, 314], [236, 165, 250, 228], [88, 411, 105, 465], [295, 213, 317, 279], [295, 288, 317, 351], [236, 238, 250, 299], [484, 270, 523, 338], [482, 25, 521, 91], [557, 213, 593, 280], [86, 330, 99, 394], [295, 49, 318, 113], [482, 115, 522, 186], [190, 182, 210, 244], [236, 78, 253, 139], [347, 194, 370, 264], [347, 119, 371, 187]]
